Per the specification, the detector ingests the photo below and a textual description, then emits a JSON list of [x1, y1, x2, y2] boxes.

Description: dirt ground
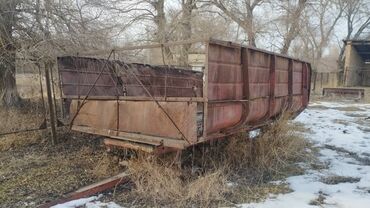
[[0, 129, 122, 208]]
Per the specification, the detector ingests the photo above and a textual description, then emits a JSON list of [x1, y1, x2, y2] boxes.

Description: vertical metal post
[[202, 42, 209, 139], [269, 55, 276, 117], [241, 47, 250, 125], [288, 59, 293, 109], [45, 61, 57, 144], [161, 44, 168, 99], [301, 63, 307, 108], [242, 48, 250, 99]]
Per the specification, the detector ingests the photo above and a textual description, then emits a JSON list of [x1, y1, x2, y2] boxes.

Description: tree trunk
[[0, 54, 20, 107], [280, 0, 307, 55], [246, 6, 256, 47], [152, 0, 173, 61], [0, 0, 21, 107], [179, 0, 194, 66]]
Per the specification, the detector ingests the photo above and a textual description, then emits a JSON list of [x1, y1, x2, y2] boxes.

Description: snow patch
[[240, 101, 370, 208], [52, 194, 123, 208]]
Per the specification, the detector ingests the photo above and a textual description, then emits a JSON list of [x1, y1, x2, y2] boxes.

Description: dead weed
[[321, 175, 360, 185], [121, 157, 229, 207], [0, 129, 121, 207], [117, 114, 313, 207]]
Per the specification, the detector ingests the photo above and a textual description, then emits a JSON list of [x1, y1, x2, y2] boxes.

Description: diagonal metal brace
[[119, 62, 193, 145], [69, 50, 115, 128]]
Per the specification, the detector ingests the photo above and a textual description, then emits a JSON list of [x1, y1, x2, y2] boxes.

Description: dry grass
[[334, 106, 365, 112], [126, 157, 184, 205], [0, 128, 122, 207], [0, 100, 45, 135], [91, 153, 122, 178], [1, 73, 62, 136], [309, 191, 327, 206], [121, 157, 229, 207], [116, 114, 313, 207], [186, 170, 228, 207], [224, 115, 310, 182], [230, 182, 292, 204], [321, 175, 360, 185], [0, 97, 47, 153], [0, 131, 44, 151]]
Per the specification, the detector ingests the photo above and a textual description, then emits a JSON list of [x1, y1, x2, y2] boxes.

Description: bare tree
[[209, 0, 266, 47], [300, 0, 345, 70], [278, 0, 308, 55], [0, 0, 122, 107], [178, 0, 196, 65], [151, 0, 167, 42]]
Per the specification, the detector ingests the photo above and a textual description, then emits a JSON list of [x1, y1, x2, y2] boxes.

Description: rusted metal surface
[[104, 138, 181, 154], [39, 172, 129, 208], [104, 138, 155, 152], [58, 57, 203, 98], [62, 95, 204, 102], [120, 63, 203, 97], [70, 100, 198, 143], [272, 56, 289, 116], [323, 87, 365, 99], [245, 48, 271, 123], [72, 125, 188, 149], [57, 39, 311, 151], [205, 41, 310, 136], [207, 43, 243, 134]]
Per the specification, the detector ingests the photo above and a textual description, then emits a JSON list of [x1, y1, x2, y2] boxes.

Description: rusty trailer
[[57, 39, 311, 153]]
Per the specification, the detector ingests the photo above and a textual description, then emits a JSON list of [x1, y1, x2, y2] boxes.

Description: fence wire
[[0, 61, 63, 137]]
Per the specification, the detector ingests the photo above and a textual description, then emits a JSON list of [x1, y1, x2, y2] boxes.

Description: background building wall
[[344, 44, 364, 86]]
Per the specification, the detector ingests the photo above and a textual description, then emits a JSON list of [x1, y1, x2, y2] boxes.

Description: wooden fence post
[[45, 61, 57, 144]]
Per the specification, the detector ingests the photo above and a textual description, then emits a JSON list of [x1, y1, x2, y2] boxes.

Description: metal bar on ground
[[38, 172, 129, 208]]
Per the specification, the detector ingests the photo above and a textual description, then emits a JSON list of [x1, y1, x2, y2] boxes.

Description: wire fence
[[311, 71, 340, 93], [0, 60, 64, 140]]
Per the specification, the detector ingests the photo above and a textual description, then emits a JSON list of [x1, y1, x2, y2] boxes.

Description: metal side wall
[[205, 41, 311, 137]]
